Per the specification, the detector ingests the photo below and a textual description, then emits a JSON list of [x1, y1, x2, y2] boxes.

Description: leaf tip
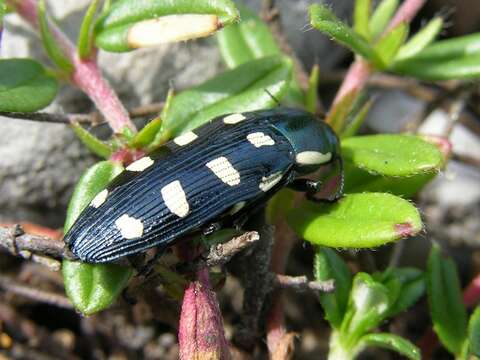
[[394, 222, 420, 238]]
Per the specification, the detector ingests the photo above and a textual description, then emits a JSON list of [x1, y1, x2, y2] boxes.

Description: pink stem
[[330, 0, 427, 114], [387, 0, 427, 32], [331, 59, 372, 107], [10, 0, 136, 134]]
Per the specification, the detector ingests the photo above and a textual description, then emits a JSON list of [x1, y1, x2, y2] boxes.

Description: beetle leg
[[232, 213, 250, 230], [289, 178, 320, 193], [202, 222, 223, 236]]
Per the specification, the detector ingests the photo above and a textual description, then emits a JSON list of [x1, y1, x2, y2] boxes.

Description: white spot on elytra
[[161, 180, 190, 218], [259, 172, 283, 192], [229, 201, 246, 215], [127, 14, 219, 48], [126, 157, 154, 172], [173, 131, 198, 146], [206, 157, 240, 186], [90, 189, 108, 208], [223, 113, 246, 124], [296, 151, 332, 165], [247, 132, 275, 148], [115, 214, 144, 239]]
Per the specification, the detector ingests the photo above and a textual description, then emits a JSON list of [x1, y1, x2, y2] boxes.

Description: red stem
[[330, 0, 427, 114], [387, 0, 427, 32], [331, 59, 372, 107], [10, 0, 136, 134]]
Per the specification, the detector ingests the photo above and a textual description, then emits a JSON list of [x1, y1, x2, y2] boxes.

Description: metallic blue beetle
[[64, 108, 343, 263]]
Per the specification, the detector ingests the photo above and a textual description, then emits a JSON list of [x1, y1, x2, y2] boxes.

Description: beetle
[[64, 108, 343, 263]]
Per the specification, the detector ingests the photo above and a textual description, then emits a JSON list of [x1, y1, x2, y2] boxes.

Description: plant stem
[[387, 0, 427, 32], [9, 0, 136, 134], [331, 59, 372, 107], [328, 331, 356, 360]]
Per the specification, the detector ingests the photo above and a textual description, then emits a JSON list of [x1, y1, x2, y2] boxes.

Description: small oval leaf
[[398, 32, 480, 62], [71, 123, 113, 158], [288, 193, 422, 248], [427, 245, 468, 355], [314, 247, 352, 329], [77, 0, 100, 59], [215, 3, 304, 106], [95, 0, 239, 52], [360, 333, 421, 360], [342, 134, 444, 177], [38, 0, 73, 72], [392, 54, 480, 81], [0, 58, 58, 112], [354, 0, 371, 40], [378, 267, 425, 316], [468, 306, 480, 357], [130, 117, 162, 149], [63, 160, 128, 315], [395, 17, 443, 61], [342, 273, 391, 339], [374, 23, 408, 68], [217, 3, 279, 68], [64, 160, 123, 233], [309, 4, 381, 66], [369, 0, 399, 39], [62, 260, 132, 315], [160, 56, 292, 138]]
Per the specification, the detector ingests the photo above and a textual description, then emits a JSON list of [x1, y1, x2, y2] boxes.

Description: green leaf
[[62, 261, 132, 315], [360, 333, 420, 360], [369, 0, 399, 39], [71, 123, 113, 158], [63, 160, 128, 315], [38, 0, 73, 72], [392, 54, 480, 81], [343, 134, 448, 197], [340, 98, 372, 139], [378, 268, 425, 316], [160, 56, 292, 138], [392, 33, 480, 80], [314, 247, 352, 329], [0, 58, 58, 112], [95, 0, 239, 52], [309, 4, 381, 66], [130, 117, 162, 149], [64, 161, 123, 233], [216, 3, 303, 106], [343, 163, 438, 198], [374, 23, 408, 68], [216, 3, 279, 68], [469, 306, 480, 357], [354, 0, 371, 40], [427, 244, 468, 355], [288, 193, 422, 248], [327, 90, 358, 133], [305, 64, 320, 114], [398, 32, 480, 61], [77, 0, 100, 59], [395, 17, 443, 61], [341, 273, 391, 343], [342, 134, 444, 177]]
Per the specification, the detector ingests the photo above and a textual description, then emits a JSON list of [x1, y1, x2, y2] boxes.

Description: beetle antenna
[[264, 89, 281, 107]]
